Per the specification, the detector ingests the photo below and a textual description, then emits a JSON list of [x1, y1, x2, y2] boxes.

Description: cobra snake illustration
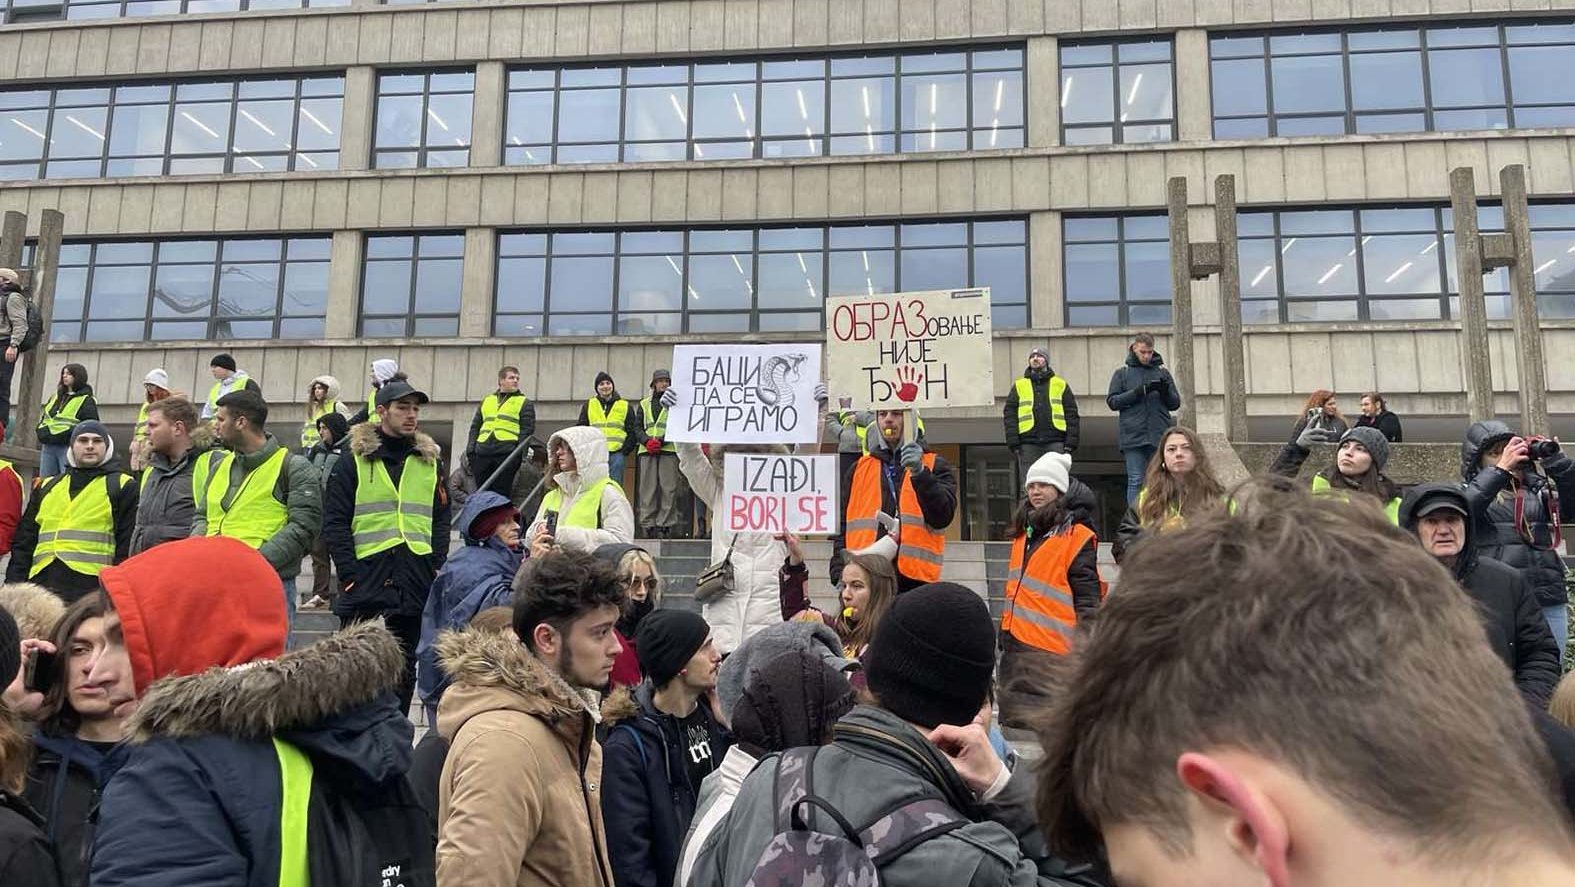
[[756, 353, 808, 406]]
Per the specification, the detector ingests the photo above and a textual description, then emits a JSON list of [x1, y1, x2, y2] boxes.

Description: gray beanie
[[1340, 426, 1390, 474]]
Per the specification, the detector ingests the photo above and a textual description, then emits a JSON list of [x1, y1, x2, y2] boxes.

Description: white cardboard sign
[[721, 453, 839, 536], [825, 287, 995, 410], [666, 343, 822, 444]]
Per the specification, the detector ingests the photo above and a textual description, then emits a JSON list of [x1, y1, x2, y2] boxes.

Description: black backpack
[[12, 290, 42, 353], [305, 762, 436, 887]]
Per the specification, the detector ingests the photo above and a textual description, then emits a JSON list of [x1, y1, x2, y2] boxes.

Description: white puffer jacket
[[528, 425, 635, 553], [677, 442, 789, 655]]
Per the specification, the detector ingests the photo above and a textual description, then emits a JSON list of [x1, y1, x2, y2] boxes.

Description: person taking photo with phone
[[525, 427, 634, 558]]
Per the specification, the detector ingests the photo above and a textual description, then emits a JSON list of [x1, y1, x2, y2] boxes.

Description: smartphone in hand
[[24, 648, 56, 695], [543, 510, 559, 538]]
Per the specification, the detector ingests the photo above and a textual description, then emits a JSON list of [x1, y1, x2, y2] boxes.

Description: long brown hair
[[38, 592, 109, 736], [0, 705, 27, 792], [840, 553, 898, 655], [1299, 389, 1345, 427], [1137, 426, 1225, 528]]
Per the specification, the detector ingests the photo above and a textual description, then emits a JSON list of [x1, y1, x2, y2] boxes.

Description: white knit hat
[[1025, 451, 1072, 494], [143, 368, 169, 389], [370, 358, 399, 384]]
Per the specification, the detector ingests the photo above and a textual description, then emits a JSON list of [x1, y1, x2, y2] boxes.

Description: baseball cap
[[374, 379, 430, 407]]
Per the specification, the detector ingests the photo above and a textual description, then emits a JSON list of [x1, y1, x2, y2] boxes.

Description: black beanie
[[636, 609, 711, 687], [0, 605, 19, 691], [594, 371, 615, 390], [210, 352, 237, 372], [731, 648, 855, 756], [864, 582, 996, 729], [316, 411, 350, 445]]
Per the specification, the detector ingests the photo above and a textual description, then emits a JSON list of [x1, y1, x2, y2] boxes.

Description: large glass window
[[504, 47, 1022, 165], [1212, 22, 1575, 137], [0, 76, 343, 181], [373, 71, 474, 169], [361, 234, 464, 336], [1062, 216, 1171, 327], [1, 0, 344, 24], [1060, 40, 1175, 145], [493, 219, 1026, 336], [31, 237, 329, 343]]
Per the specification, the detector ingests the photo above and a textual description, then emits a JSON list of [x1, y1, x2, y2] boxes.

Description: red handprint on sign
[[893, 366, 924, 402]]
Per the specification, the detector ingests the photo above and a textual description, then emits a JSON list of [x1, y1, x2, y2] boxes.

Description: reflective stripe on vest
[[588, 399, 629, 452], [541, 477, 621, 529], [844, 452, 945, 582], [273, 738, 312, 887], [1014, 376, 1068, 434], [134, 402, 151, 442], [32, 474, 119, 578], [204, 448, 289, 549], [301, 400, 338, 449], [38, 392, 89, 437], [1001, 524, 1095, 655], [351, 454, 438, 558], [1309, 475, 1401, 525], [640, 397, 675, 453], [477, 393, 527, 444], [207, 371, 251, 416]]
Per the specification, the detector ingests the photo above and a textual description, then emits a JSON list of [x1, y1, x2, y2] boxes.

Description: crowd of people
[[0, 328, 1572, 886]]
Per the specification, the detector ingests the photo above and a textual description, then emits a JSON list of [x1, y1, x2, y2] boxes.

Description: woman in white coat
[[677, 442, 789, 655], [526, 425, 636, 554]]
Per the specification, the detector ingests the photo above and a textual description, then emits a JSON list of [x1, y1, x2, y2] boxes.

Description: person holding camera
[[1463, 420, 1575, 663]]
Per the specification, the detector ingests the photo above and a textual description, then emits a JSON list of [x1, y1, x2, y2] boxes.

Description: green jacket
[[192, 434, 322, 578]]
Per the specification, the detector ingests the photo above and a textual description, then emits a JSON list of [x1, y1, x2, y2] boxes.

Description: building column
[[470, 61, 506, 168], [1029, 211, 1063, 330], [339, 66, 378, 172], [1175, 29, 1212, 142], [1026, 36, 1059, 148], [459, 227, 497, 337], [326, 230, 364, 339]]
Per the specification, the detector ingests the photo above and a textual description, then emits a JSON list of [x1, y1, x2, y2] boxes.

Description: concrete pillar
[[470, 61, 506, 168], [1028, 211, 1063, 329], [1026, 36, 1060, 148], [1167, 177, 1196, 430], [1214, 175, 1247, 442], [12, 209, 63, 462], [1449, 167, 1495, 425], [1500, 164, 1550, 437], [326, 230, 364, 339], [459, 227, 497, 337], [0, 211, 23, 269], [339, 66, 378, 172], [1174, 29, 1212, 142]]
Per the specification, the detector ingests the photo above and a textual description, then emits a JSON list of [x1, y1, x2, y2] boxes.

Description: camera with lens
[[1527, 437, 1561, 461]]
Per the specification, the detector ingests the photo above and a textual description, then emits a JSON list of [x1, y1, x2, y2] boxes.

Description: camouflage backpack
[[743, 746, 967, 887]]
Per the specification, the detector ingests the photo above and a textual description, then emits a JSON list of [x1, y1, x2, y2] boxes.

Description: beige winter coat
[[435, 627, 614, 887]]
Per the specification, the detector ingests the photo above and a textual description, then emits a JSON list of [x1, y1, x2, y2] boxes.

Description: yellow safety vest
[[273, 739, 311, 887], [541, 477, 620, 529], [134, 402, 151, 443], [351, 453, 438, 558], [588, 399, 629, 452], [366, 390, 377, 418], [32, 474, 123, 578], [1014, 376, 1068, 434], [477, 393, 527, 444], [206, 371, 252, 417], [301, 400, 339, 449], [202, 448, 289, 549], [38, 392, 90, 437], [640, 397, 675, 453], [1310, 475, 1401, 525]]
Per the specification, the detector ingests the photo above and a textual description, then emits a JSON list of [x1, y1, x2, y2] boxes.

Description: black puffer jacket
[[1461, 421, 1575, 608], [1002, 365, 1080, 452], [1104, 351, 1180, 451], [1400, 484, 1561, 708], [0, 789, 59, 886]]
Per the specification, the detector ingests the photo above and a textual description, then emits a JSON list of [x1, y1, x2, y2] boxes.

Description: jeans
[[281, 575, 297, 642], [608, 450, 627, 485], [39, 443, 67, 478], [1545, 603, 1569, 668], [0, 354, 15, 437], [1122, 445, 1157, 504]]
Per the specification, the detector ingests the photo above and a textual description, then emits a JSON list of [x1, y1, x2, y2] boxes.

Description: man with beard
[[1003, 348, 1080, 486]]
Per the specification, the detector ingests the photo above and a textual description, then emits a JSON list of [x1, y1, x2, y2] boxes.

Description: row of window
[[1, 0, 340, 24]]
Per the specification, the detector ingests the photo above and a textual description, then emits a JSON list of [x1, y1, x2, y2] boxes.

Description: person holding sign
[[836, 410, 958, 593], [578, 371, 641, 486], [1002, 348, 1080, 488]]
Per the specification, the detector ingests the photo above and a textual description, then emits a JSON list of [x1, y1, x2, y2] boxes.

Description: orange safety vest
[[1001, 523, 1098, 656], [844, 452, 946, 583]]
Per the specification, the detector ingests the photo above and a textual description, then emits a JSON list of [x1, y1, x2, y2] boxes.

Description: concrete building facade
[[4, 0, 1575, 538]]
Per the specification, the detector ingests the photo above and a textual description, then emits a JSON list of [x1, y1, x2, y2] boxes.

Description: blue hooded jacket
[[415, 490, 524, 717]]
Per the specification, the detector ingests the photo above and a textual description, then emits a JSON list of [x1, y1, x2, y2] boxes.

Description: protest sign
[[667, 343, 822, 444], [721, 453, 839, 535], [825, 288, 994, 410]]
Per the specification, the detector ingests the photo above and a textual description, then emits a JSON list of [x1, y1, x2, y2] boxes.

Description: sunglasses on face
[[624, 576, 659, 591]]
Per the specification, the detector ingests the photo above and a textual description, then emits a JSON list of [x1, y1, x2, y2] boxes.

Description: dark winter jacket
[[1355, 410, 1403, 442], [1003, 366, 1080, 452], [1105, 351, 1180, 451], [416, 491, 523, 718], [688, 705, 1101, 887], [468, 390, 537, 459], [602, 683, 731, 887], [130, 438, 209, 555], [577, 393, 643, 456], [92, 621, 432, 887], [23, 732, 112, 887], [191, 434, 322, 578], [0, 789, 59, 886], [833, 438, 959, 592], [6, 460, 137, 601], [326, 423, 451, 620], [1400, 484, 1562, 708], [38, 383, 98, 447], [1461, 420, 1575, 609], [307, 415, 348, 496]]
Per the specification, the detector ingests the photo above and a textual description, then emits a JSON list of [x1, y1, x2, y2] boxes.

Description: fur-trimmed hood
[[0, 582, 65, 640], [348, 421, 440, 462], [435, 626, 602, 746]]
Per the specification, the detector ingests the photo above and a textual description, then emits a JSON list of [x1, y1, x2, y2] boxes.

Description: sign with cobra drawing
[[666, 343, 823, 444], [825, 287, 995, 410], [721, 453, 839, 535]]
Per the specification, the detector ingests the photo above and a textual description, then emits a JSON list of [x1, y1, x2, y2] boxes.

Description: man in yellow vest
[[195, 389, 322, 611], [638, 368, 689, 538], [578, 371, 640, 485], [323, 379, 450, 713], [1002, 347, 1080, 488], [7, 420, 138, 602], [835, 409, 958, 594], [466, 364, 535, 497], [201, 353, 260, 422]]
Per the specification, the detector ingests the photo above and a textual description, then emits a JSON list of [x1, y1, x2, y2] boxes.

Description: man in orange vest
[[996, 451, 1101, 728], [837, 409, 957, 593]]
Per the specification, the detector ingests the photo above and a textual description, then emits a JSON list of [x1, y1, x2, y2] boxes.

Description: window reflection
[[373, 72, 474, 169], [360, 234, 464, 336], [1063, 216, 1171, 327], [2, 0, 344, 22], [1060, 40, 1175, 145]]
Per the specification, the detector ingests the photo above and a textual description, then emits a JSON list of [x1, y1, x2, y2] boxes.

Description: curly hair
[[512, 549, 626, 650]]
